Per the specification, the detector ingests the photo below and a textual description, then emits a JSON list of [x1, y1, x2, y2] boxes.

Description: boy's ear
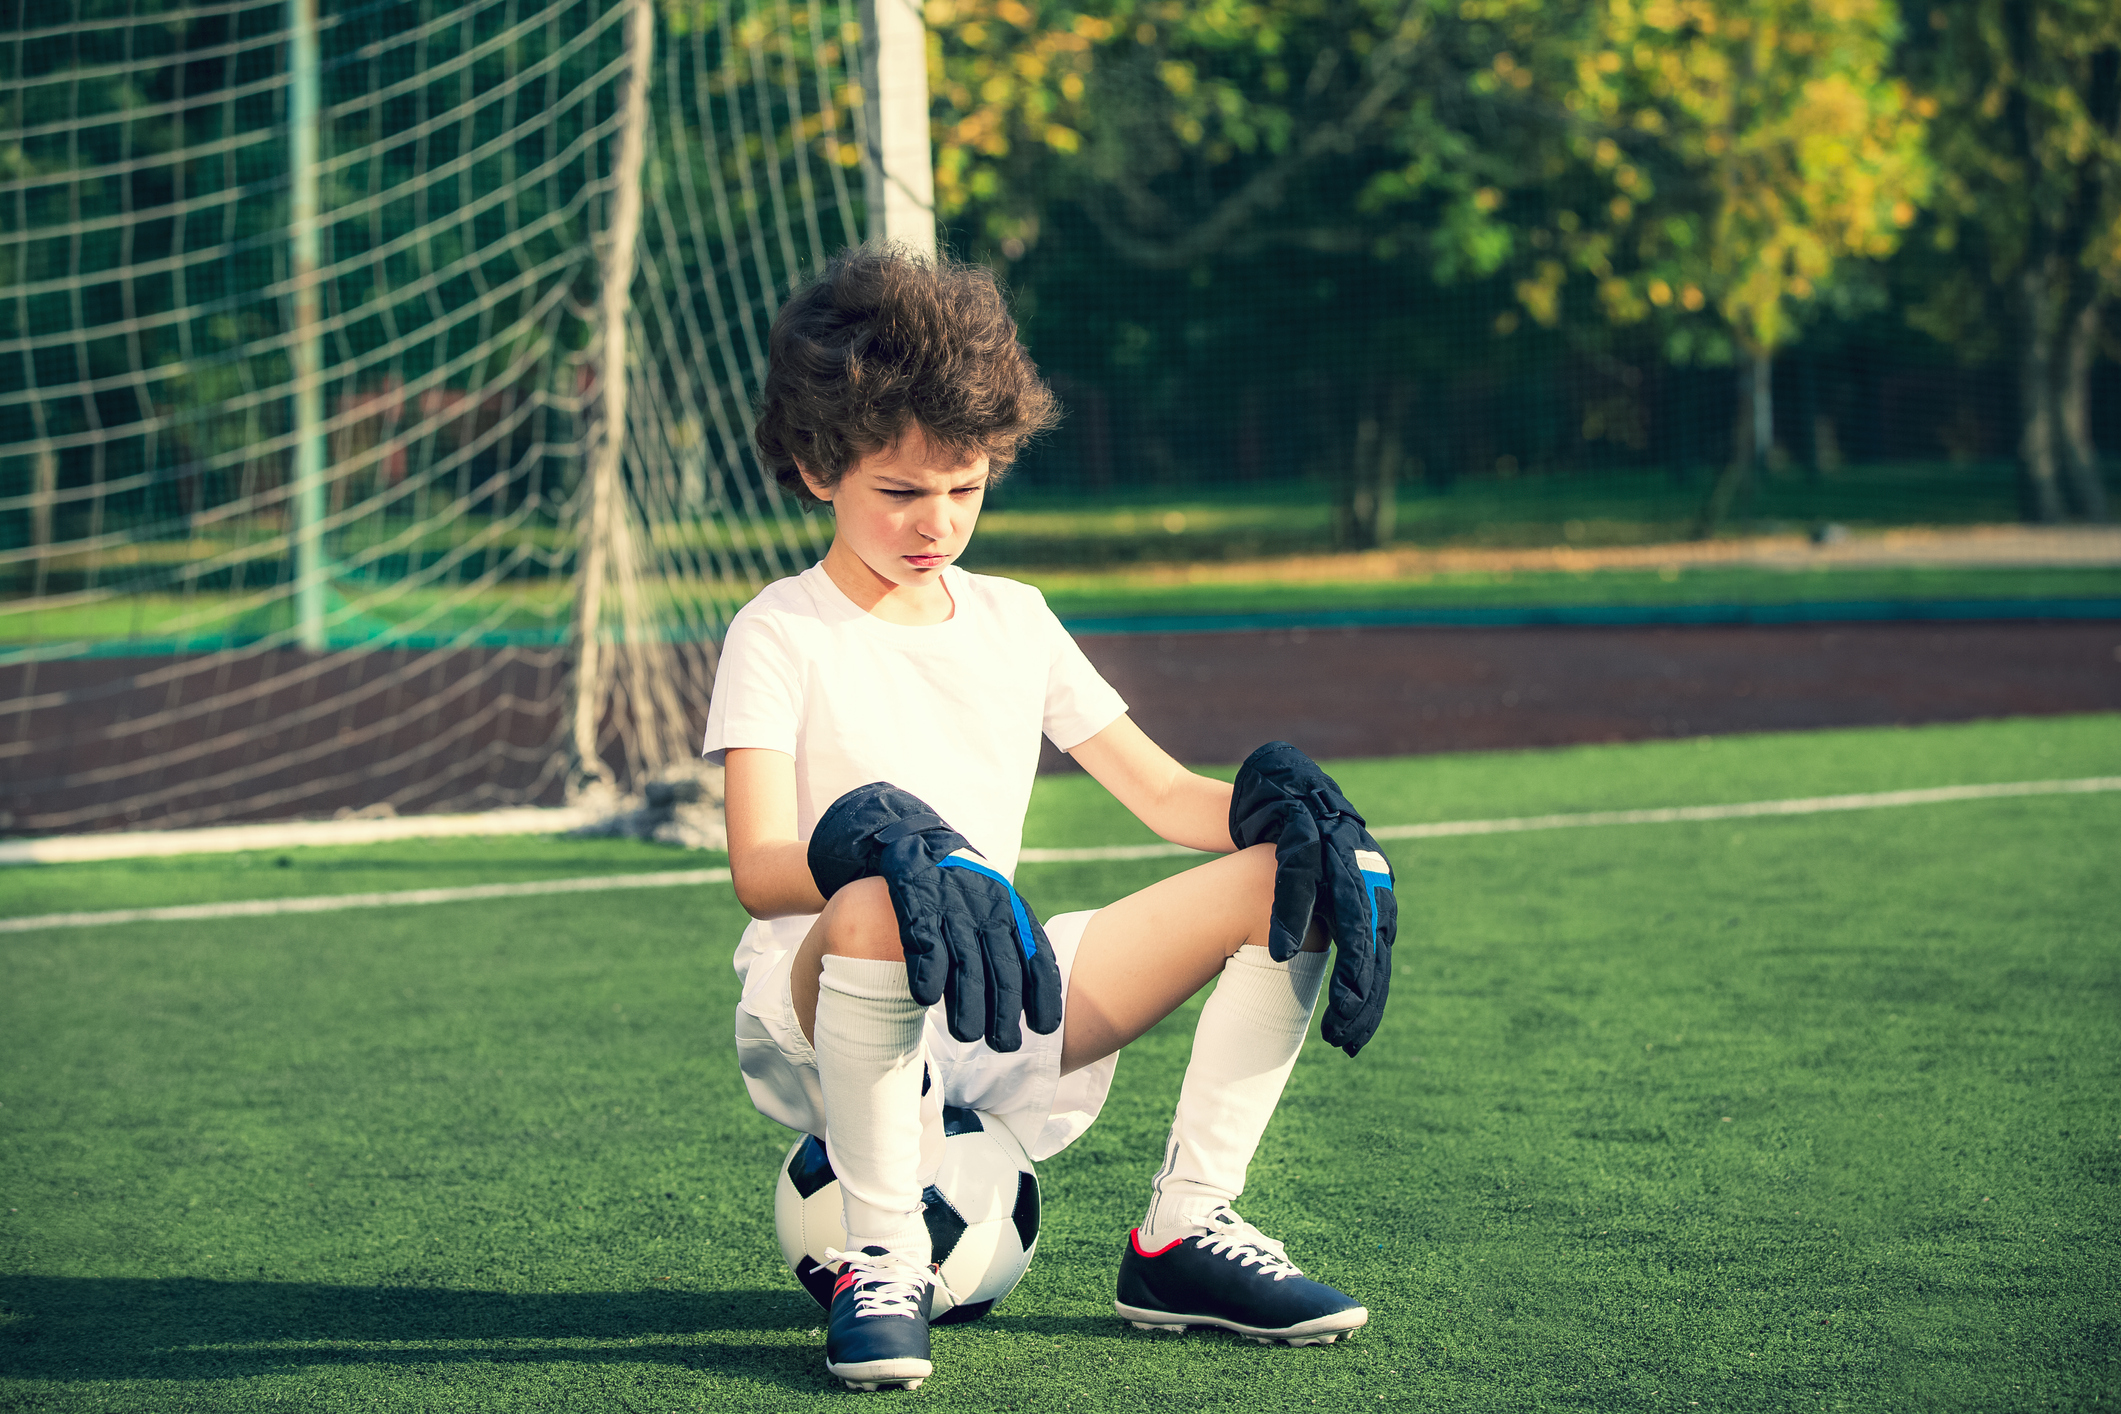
[[795, 461, 833, 503]]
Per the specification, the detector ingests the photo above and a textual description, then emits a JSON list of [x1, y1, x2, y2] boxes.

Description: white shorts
[[731, 909, 1119, 1163]]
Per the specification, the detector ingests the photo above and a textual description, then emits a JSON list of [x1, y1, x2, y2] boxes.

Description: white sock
[[814, 955, 933, 1257], [1142, 945, 1330, 1247]]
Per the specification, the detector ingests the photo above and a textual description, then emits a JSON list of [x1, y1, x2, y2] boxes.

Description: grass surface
[[14, 564, 2115, 653], [965, 461, 2120, 567], [0, 837, 721, 920], [14, 461, 2120, 652], [4, 718, 2119, 1411], [1030, 564, 2121, 623]]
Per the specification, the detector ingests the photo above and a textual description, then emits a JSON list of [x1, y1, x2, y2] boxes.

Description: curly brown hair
[[753, 246, 1059, 504]]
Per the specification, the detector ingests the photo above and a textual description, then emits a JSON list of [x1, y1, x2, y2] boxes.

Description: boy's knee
[[1237, 840, 1330, 954], [1233, 842, 1278, 901], [821, 877, 903, 961]]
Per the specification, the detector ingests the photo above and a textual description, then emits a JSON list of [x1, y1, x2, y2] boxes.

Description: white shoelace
[[1195, 1207, 1304, 1281], [822, 1247, 958, 1319]]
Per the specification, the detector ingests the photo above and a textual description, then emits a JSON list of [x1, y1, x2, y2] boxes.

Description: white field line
[[0, 868, 730, 934], [1370, 774, 2121, 840], [0, 807, 604, 866], [1015, 775, 2121, 862], [4, 776, 2116, 934]]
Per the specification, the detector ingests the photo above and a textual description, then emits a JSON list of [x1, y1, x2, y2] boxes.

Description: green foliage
[[1535, 0, 1931, 360], [1910, 0, 2121, 304], [928, 0, 1556, 278], [911, 0, 2024, 519], [1901, 0, 2120, 521], [0, 0, 623, 582], [925, 0, 1932, 362], [0, 0, 290, 496]]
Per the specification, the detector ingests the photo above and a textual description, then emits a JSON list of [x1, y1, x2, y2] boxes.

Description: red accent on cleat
[[834, 1270, 860, 1297], [1129, 1227, 1187, 1259]]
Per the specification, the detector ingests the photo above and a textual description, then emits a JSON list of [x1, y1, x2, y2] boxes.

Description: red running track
[[1040, 621, 2121, 769], [5, 622, 2117, 833]]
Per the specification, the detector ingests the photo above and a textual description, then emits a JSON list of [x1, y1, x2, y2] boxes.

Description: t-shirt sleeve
[[700, 608, 803, 765], [1037, 596, 1128, 752]]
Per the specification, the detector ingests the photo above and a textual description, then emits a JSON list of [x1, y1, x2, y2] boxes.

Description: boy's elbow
[[728, 849, 817, 920], [729, 863, 773, 919], [726, 846, 759, 911]]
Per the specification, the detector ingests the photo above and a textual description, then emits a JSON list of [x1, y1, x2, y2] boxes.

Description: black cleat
[[823, 1246, 939, 1390], [1115, 1207, 1368, 1345]]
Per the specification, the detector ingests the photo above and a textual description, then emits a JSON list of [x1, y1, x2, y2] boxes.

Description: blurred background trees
[[1538, 0, 1930, 534], [924, 0, 2118, 530], [1905, 0, 2118, 523]]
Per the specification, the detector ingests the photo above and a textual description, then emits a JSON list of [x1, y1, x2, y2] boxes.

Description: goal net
[[2, 0, 864, 835]]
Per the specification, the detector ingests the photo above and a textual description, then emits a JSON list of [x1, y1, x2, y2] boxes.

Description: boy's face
[[803, 428, 989, 594]]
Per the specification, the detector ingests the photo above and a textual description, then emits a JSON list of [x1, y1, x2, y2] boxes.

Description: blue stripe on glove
[[1231, 743, 1400, 1058], [937, 853, 1039, 961]]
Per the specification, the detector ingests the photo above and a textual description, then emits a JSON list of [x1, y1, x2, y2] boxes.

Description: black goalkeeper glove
[[808, 782, 1062, 1053], [1229, 741, 1398, 1058]]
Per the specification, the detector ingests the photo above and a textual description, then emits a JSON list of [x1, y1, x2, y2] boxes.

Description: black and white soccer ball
[[774, 1105, 1040, 1324]]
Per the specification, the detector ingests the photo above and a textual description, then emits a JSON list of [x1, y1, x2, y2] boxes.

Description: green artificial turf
[[961, 460, 2121, 568], [1028, 564, 2121, 623], [14, 564, 2114, 654], [10, 715, 2114, 919], [4, 717, 2119, 1411], [0, 836, 723, 921], [1018, 713, 2121, 853]]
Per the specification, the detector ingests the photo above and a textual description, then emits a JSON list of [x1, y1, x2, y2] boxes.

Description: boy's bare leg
[[1062, 842, 1335, 1250], [795, 847, 1310, 1071], [1059, 843, 1325, 1075], [794, 851, 1325, 1252]]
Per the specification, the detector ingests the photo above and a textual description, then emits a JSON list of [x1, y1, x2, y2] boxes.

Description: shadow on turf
[[0, 1276, 847, 1388]]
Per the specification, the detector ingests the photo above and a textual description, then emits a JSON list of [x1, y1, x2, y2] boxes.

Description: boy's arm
[[724, 747, 828, 919], [1064, 714, 1235, 854]]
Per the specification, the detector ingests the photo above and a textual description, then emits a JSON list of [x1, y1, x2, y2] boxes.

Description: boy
[[702, 246, 1398, 1392]]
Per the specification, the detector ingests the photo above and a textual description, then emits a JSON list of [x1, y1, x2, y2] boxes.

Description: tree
[[922, 0, 1108, 251], [921, 0, 1571, 544], [1513, 0, 1930, 533], [1906, 0, 2119, 522]]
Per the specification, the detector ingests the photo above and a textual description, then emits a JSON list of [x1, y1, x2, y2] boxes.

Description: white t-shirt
[[701, 562, 1129, 988]]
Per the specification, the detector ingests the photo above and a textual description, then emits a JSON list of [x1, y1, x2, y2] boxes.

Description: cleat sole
[[1115, 1301, 1369, 1344], [828, 1357, 932, 1391]]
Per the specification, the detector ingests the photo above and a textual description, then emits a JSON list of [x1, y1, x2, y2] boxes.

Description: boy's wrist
[[808, 785, 965, 899]]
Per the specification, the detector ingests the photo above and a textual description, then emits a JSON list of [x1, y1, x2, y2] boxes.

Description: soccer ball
[[774, 1105, 1040, 1324]]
